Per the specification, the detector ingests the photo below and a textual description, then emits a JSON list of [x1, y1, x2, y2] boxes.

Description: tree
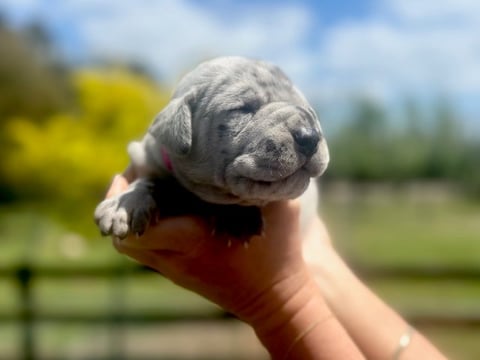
[[0, 23, 72, 121], [424, 97, 464, 178], [328, 99, 392, 180], [1, 68, 171, 226]]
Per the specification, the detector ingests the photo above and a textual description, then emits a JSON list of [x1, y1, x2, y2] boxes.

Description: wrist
[[238, 270, 333, 358], [306, 244, 355, 306]]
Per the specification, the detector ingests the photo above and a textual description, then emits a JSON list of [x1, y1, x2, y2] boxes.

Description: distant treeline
[[325, 99, 479, 195], [0, 20, 479, 211]]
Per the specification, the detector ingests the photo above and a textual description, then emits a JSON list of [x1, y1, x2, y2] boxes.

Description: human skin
[[106, 174, 446, 359], [304, 226, 448, 360], [108, 174, 363, 359]]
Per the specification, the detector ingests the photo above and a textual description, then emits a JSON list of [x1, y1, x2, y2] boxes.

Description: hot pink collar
[[161, 147, 173, 172]]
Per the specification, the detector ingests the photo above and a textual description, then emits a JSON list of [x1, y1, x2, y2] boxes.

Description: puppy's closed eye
[[229, 101, 260, 114]]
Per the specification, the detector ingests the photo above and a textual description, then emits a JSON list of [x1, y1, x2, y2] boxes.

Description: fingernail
[[111, 174, 121, 185], [110, 174, 126, 191], [106, 175, 123, 198]]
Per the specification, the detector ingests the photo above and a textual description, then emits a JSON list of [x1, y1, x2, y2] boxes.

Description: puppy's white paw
[[94, 187, 157, 238], [94, 196, 129, 238]]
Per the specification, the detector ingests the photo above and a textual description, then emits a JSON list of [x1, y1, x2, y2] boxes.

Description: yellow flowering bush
[[3, 68, 170, 203]]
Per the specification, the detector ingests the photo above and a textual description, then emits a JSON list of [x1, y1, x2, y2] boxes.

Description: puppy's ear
[[149, 93, 193, 155]]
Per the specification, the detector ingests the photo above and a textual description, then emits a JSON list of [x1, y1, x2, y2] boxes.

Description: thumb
[[119, 215, 212, 254], [106, 174, 129, 198]]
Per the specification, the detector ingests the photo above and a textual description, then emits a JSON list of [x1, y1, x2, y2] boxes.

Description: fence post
[[17, 264, 34, 360]]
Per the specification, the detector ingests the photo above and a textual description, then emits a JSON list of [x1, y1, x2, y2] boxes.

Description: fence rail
[[2, 263, 480, 360], [356, 265, 480, 281]]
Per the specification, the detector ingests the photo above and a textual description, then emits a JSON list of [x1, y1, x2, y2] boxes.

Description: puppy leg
[[149, 178, 265, 242], [95, 176, 265, 242], [211, 205, 264, 242], [94, 178, 157, 238]]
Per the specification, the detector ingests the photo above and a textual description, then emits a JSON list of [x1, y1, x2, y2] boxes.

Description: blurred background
[[0, 0, 479, 359]]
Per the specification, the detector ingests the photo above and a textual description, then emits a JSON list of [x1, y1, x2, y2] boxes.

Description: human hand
[[106, 174, 314, 328]]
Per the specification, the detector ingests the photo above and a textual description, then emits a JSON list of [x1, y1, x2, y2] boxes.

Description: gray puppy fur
[[94, 56, 329, 239]]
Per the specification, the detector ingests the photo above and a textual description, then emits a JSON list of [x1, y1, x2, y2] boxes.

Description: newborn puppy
[[95, 56, 329, 240]]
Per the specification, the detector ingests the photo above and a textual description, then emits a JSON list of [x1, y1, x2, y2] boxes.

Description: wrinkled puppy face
[[150, 57, 329, 206]]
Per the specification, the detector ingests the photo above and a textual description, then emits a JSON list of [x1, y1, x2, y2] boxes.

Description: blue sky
[[1, 0, 479, 131]]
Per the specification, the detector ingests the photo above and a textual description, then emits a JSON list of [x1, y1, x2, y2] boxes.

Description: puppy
[[94, 56, 329, 240]]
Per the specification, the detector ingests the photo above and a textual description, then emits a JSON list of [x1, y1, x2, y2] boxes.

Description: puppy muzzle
[[222, 104, 329, 205]]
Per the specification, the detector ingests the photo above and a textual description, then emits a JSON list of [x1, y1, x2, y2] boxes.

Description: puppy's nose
[[292, 127, 320, 157]]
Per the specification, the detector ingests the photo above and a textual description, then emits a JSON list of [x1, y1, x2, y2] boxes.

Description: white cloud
[[0, 0, 314, 81], [0, 0, 41, 23], [387, 0, 480, 24], [0, 0, 37, 9], [311, 0, 480, 111], [56, 0, 314, 84], [1, 0, 479, 125]]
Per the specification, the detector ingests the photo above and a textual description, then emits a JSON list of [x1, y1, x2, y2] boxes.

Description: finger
[[113, 237, 186, 277], [113, 237, 160, 269], [262, 200, 301, 237], [312, 217, 332, 245], [119, 215, 212, 253], [106, 174, 129, 198]]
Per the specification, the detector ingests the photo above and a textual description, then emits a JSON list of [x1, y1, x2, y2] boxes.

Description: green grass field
[[1, 183, 479, 359], [321, 183, 480, 267], [321, 183, 480, 359]]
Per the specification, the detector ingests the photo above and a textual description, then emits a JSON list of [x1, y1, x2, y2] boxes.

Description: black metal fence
[[1, 263, 237, 360], [2, 263, 480, 360]]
